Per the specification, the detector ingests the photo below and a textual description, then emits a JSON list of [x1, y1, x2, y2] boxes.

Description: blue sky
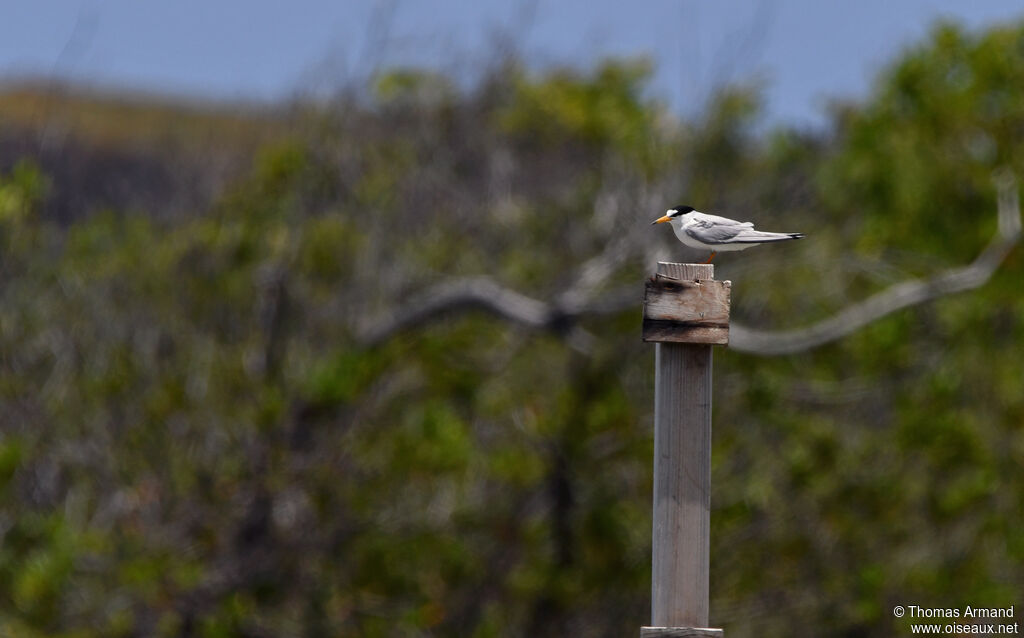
[[2, 1, 1023, 128]]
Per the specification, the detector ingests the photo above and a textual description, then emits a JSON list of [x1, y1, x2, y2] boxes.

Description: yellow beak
[[651, 215, 672, 225]]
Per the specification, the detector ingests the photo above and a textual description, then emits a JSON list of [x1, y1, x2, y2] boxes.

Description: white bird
[[651, 205, 804, 263]]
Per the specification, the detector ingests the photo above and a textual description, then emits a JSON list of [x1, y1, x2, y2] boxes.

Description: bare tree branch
[[360, 175, 1020, 356], [359, 276, 635, 351], [731, 173, 1021, 355], [557, 187, 660, 309], [360, 277, 546, 347]]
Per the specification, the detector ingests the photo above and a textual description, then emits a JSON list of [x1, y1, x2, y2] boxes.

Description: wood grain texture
[[642, 264, 730, 344], [641, 627, 724, 637], [643, 278, 731, 324], [642, 321, 729, 345], [652, 263, 714, 629]]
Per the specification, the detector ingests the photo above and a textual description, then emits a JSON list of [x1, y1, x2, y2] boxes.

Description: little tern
[[652, 205, 804, 263]]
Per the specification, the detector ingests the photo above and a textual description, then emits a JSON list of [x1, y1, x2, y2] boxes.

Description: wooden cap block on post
[[643, 263, 731, 345]]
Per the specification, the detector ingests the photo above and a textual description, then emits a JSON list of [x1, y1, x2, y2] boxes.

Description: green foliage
[[823, 21, 1024, 259], [0, 160, 46, 222], [1, 19, 1024, 638], [374, 69, 455, 107], [499, 59, 672, 171]]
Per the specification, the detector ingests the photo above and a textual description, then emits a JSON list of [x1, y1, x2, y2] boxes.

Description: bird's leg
[[702, 251, 717, 264]]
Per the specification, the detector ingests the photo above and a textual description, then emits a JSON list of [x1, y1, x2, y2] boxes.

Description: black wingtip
[[790, 233, 805, 239]]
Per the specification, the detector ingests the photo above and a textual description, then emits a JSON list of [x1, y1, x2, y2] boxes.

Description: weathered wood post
[[641, 262, 731, 638]]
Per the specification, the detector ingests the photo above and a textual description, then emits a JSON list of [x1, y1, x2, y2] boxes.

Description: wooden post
[[640, 262, 729, 638]]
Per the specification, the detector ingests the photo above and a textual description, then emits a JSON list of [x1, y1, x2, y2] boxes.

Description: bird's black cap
[[670, 205, 695, 216]]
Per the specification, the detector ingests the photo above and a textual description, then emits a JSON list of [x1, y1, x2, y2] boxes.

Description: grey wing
[[694, 213, 753, 227], [684, 215, 753, 244], [685, 223, 741, 244]]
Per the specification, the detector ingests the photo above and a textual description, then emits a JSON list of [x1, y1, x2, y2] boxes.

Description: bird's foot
[[702, 251, 717, 264]]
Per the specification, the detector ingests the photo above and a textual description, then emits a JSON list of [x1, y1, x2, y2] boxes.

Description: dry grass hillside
[[0, 82, 292, 222]]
